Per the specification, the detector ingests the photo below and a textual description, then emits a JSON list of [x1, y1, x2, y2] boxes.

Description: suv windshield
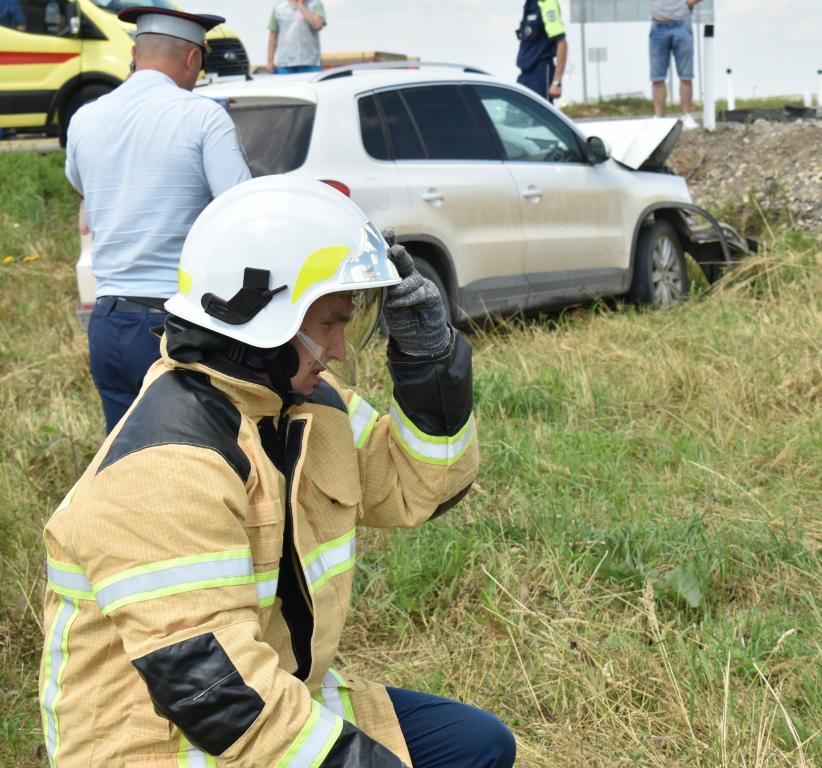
[[227, 101, 316, 176], [90, 0, 176, 12]]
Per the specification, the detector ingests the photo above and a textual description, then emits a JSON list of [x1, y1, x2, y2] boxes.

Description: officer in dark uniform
[[516, 0, 568, 103]]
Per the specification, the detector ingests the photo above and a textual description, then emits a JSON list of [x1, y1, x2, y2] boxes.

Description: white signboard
[[570, 0, 714, 24]]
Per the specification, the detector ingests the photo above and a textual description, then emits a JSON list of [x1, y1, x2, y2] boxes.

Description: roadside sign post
[[588, 47, 607, 101], [703, 25, 716, 130], [580, 0, 589, 103], [726, 68, 735, 111]]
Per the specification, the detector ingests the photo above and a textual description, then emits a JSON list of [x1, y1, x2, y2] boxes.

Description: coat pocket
[[245, 501, 285, 568]]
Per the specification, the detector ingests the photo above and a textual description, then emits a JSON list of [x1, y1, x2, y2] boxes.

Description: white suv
[[76, 62, 748, 328]]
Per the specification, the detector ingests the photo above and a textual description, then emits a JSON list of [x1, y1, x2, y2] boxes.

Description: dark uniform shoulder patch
[[98, 370, 251, 482], [306, 380, 346, 413]]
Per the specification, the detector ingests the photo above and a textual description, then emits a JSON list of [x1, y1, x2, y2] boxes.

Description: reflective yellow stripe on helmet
[[292, 246, 351, 304]]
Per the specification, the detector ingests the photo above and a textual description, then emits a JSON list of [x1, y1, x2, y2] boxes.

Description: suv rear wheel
[[630, 220, 689, 307]]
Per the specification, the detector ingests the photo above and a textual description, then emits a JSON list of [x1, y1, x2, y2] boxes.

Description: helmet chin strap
[[165, 316, 302, 403]]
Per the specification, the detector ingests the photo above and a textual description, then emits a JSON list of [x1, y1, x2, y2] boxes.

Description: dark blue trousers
[[87, 298, 167, 433], [517, 58, 556, 102], [387, 688, 516, 768]]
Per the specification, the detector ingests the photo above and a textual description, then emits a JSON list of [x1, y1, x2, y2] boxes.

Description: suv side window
[[376, 89, 425, 160], [398, 85, 494, 161], [473, 85, 583, 164], [358, 95, 389, 161]]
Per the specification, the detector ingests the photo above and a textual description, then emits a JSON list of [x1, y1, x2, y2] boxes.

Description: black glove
[[381, 230, 450, 358]]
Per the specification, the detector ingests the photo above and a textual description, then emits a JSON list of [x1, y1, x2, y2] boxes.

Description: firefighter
[[40, 177, 515, 768]]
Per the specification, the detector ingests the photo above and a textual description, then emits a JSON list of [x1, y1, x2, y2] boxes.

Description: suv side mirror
[[586, 136, 610, 164]]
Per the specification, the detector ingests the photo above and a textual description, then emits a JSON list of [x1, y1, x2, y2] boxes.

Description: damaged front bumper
[[670, 203, 757, 284]]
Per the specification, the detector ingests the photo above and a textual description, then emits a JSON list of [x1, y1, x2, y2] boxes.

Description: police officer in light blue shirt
[[65, 6, 251, 433]]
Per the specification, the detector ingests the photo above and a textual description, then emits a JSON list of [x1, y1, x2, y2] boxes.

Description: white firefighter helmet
[[165, 176, 400, 357]]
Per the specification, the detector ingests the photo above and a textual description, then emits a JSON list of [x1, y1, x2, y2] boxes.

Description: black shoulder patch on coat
[[98, 369, 251, 483], [306, 380, 346, 412], [132, 632, 264, 756]]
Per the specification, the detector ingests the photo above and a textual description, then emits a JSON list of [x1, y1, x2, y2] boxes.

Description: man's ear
[[187, 45, 201, 72]]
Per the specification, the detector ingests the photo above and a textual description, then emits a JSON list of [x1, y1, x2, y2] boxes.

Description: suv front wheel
[[630, 220, 689, 307]]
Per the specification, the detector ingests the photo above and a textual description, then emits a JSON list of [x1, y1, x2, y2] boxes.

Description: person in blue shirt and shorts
[[650, 0, 702, 129]]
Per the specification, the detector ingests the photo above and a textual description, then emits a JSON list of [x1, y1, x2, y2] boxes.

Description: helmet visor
[[297, 287, 384, 386], [337, 222, 399, 286]]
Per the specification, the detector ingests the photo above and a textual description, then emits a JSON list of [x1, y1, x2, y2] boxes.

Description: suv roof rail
[[312, 60, 491, 82]]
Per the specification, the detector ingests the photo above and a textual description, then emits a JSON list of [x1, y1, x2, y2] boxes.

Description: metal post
[[696, 22, 703, 103], [703, 24, 716, 130], [726, 68, 735, 111], [580, 0, 589, 103]]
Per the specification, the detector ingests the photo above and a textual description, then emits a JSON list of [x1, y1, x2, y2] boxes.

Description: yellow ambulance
[[0, 0, 248, 143]]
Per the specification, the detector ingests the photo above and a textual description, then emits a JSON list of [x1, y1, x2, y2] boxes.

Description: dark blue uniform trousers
[[88, 298, 167, 433], [388, 688, 516, 768], [517, 58, 556, 102]]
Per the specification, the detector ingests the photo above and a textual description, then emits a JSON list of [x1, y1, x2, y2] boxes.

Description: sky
[[194, 0, 821, 104]]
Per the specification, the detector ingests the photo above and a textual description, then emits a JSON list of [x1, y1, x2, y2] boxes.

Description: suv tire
[[60, 84, 113, 147], [630, 220, 689, 307], [412, 255, 453, 325]]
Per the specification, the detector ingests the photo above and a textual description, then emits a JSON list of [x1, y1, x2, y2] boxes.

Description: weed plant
[[1, 153, 820, 766]]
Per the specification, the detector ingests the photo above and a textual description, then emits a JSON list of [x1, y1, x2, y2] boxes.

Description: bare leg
[[680, 79, 693, 114], [652, 81, 667, 116]]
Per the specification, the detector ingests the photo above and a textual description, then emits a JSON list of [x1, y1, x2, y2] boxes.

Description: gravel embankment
[[670, 120, 822, 232]]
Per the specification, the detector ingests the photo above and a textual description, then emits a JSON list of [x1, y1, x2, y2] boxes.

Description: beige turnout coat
[[40, 331, 478, 767]]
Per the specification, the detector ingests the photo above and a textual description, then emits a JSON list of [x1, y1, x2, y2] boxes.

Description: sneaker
[[680, 113, 699, 131]]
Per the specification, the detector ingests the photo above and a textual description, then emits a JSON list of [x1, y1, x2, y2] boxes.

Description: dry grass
[[1, 152, 820, 766]]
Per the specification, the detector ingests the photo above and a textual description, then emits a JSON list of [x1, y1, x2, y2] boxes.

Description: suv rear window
[[228, 102, 316, 176]]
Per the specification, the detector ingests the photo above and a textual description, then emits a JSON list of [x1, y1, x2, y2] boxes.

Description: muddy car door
[[471, 84, 628, 308], [379, 84, 528, 318]]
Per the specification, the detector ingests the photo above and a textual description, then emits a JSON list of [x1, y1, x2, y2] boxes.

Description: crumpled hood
[[576, 117, 683, 171]]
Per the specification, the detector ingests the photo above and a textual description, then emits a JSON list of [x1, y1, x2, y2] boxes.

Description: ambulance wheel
[[60, 84, 113, 147]]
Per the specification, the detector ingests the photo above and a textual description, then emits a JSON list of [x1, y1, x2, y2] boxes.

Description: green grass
[[1, 152, 820, 767]]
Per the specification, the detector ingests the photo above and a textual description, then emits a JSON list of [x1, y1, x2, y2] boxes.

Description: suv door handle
[[421, 189, 444, 205], [521, 186, 542, 201]]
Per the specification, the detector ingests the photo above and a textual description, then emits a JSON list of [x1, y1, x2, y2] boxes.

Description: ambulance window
[[15, 0, 74, 35], [88, 0, 176, 11]]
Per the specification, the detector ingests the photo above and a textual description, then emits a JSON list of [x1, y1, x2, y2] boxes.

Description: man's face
[[289, 293, 353, 395]]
